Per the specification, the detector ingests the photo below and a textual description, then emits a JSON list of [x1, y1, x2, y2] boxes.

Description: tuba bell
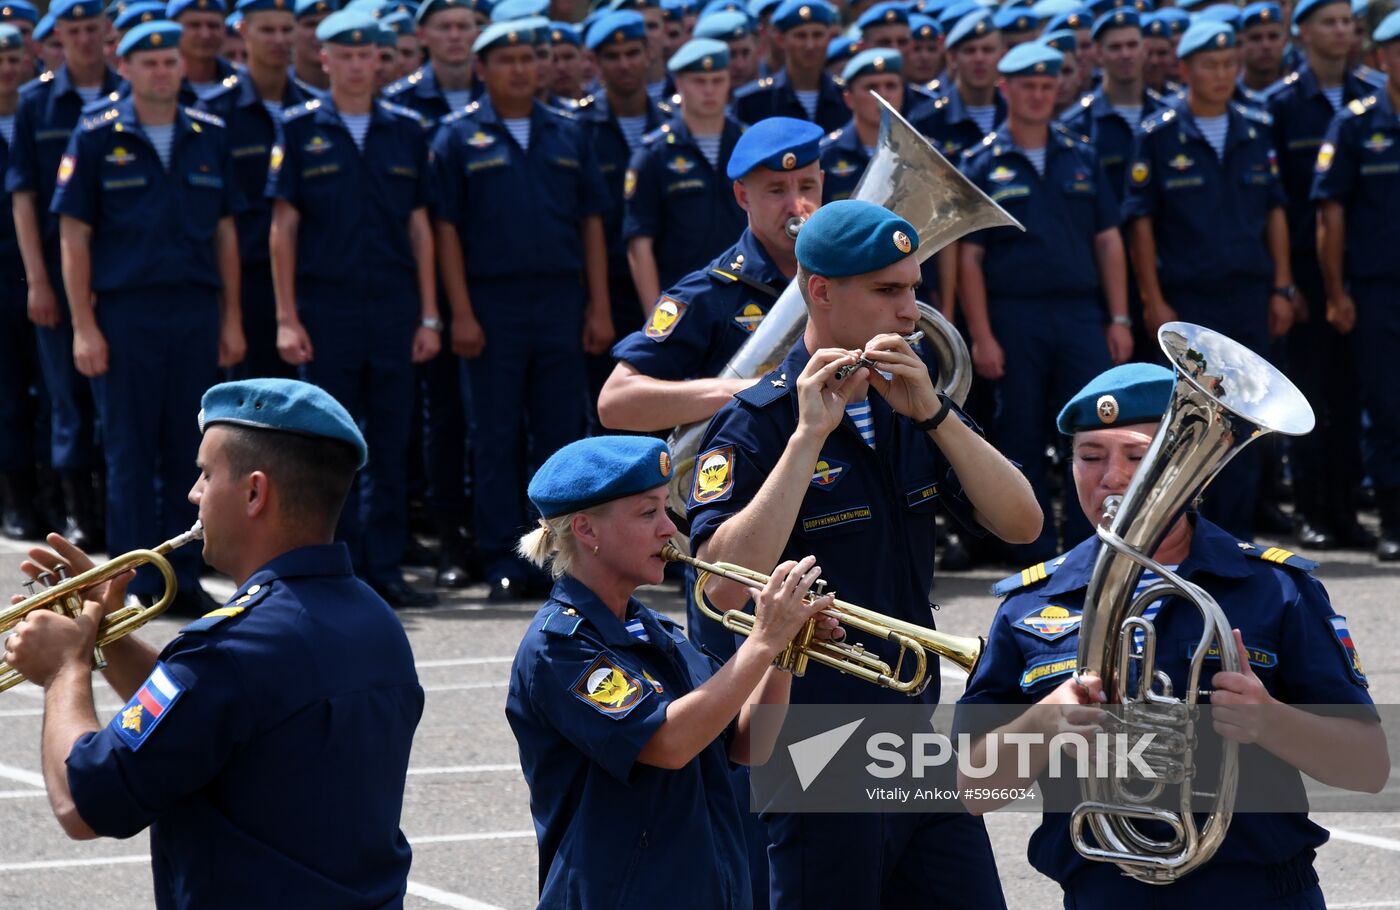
[[1069, 323, 1315, 883], [666, 93, 1024, 516]]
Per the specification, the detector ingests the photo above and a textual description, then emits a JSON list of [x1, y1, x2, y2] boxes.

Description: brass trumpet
[[660, 542, 982, 695], [0, 523, 205, 692]]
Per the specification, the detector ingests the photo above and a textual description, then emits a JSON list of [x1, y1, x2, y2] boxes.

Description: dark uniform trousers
[[0, 131, 40, 479]]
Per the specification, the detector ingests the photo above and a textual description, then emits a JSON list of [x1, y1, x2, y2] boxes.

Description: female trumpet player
[[504, 434, 836, 909]]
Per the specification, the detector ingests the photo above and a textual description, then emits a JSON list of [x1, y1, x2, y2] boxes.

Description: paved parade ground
[[1, 532, 1397, 909]]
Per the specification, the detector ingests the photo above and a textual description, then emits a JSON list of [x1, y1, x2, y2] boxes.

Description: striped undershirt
[[624, 615, 650, 642], [1127, 566, 1178, 690], [846, 399, 876, 448]]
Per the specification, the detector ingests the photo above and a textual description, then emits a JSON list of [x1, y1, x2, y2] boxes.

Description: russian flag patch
[[111, 662, 185, 750], [1328, 616, 1368, 688]]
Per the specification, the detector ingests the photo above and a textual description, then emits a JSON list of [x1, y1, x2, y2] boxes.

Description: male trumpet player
[[3, 378, 423, 909], [956, 362, 1387, 908], [687, 198, 1042, 909]]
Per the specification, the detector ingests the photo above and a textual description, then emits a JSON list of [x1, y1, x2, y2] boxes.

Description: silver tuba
[[665, 92, 1024, 516], [1070, 322, 1315, 883]]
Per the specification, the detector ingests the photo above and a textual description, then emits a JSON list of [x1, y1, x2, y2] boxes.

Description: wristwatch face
[[422, 318, 444, 331]]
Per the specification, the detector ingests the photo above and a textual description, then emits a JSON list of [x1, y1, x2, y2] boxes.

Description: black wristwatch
[[911, 393, 953, 433], [1272, 284, 1297, 301]]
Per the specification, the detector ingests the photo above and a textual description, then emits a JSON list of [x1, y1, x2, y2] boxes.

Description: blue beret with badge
[[936, 0, 977, 29], [796, 199, 919, 278], [1240, 0, 1280, 28], [726, 115, 824, 179], [343, 0, 385, 15], [1176, 19, 1233, 56], [843, 47, 902, 81], [1032, 0, 1082, 17], [414, 0, 468, 23], [0, 1, 38, 24], [609, 0, 659, 10], [115, 1, 166, 29], [1292, 0, 1348, 23], [225, 9, 241, 29], [1091, 5, 1137, 38], [372, 17, 397, 42], [236, 0, 296, 14], [693, 8, 751, 39], [993, 5, 1037, 35], [699, 0, 744, 17], [771, 0, 835, 31], [166, 0, 224, 17], [825, 32, 857, 65], [1040, 27, 1077, 50], [1153, 5, 1187, 32], [0, 22, 22, 47], [529, 436, 674, 518], [669, 36, 730, 71], [1198, 3, 1242, 28], [295, 0, 338, 17], [998, 39, 1061, 75], [51, 0, 107, 20], [749, 0, 780, 17], [909, 12, 940, 38], [586, 8, 644, 46], [1176, 0, 1211, 9], [1056, 363, 1173, 434], [548, 19, 580, 43], [946, 8, 995, 48], [1043, 6, 1089, 30], [857, 1, 910, 29], [473, 15, 537, 50], [315, 8, 381, 41], [491, 0, 544, 19], [661, 0, 690, 20], [200, 379, 370, 470], [1376, 8, 1400, 43], [33, 10, 53, 36], [380, 9, 412, 32], [118, 18, 181, 53]]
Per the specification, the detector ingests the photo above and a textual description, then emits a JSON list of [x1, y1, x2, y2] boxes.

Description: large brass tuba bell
[[1070, 323, 1315, 883], [666, 93, 1024, 516]]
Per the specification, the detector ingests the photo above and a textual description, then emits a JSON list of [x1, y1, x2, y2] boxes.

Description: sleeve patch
[[1129, 160, 1149, 185], [570, 654, 650, 718], [623, 167, 637, 199], [644, 295, 687, 339], [1019, 655, 1077, 691], [1315, 142, 1334, 173], [1014, 605, 1082, 642], [56, 153, 75, 186], [110, 662, 185, 751], [1328, 615, 1368, 687], [690, 445, 735, 506]]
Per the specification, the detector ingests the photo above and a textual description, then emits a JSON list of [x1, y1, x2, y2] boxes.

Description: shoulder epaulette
[[1052, 122, 1091, 145], [577, 92, 596, 108], [382, 76, 411, 96], [221, 73, 239, 89], [284, 98, 320, 121], [1240, 542, 1318, 573], [81, 106, 122, 131], [1232, 102, 1272, 126], [377, 99, 426, 125], [184, 106, 225, 127], [640, 122, 667, 145], [656, 98, 673, 115], [1078, 92, 1094, 109], [991, 555, 1068, 597], [819, 127, 843, 149], [933, 94, 951, 110], [924, 78, 941, 93], [708, 266, 739, 284], [540, 604, 585, 637], [40, 69, 54, 82], [1142, 107, 1175, 133], [465, 99, 480, 115], [180, 583, 274, 634], [542, 103, 576, 121], [1347, 95, 1376, 117], [734, 369, 790, 407], [439, 106, 471, 127], [1283, 70, 1301, 86]]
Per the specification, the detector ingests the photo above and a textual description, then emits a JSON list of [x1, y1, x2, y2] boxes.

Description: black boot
[[434, 519, 473, 588], [60, 472, 102, 552], [0, 472, 42, 540], [1378, 487, 1400, 562]]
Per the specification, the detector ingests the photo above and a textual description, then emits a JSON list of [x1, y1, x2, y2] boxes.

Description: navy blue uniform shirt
[[67, 543, 424, 910], [610, 226, 782, 380], [1310, 90, 1400, 281], [267, 96, 431, 295], [506, 574, 751, 909], [575, 91, 671, 267], [622, 114, 746, 292], [1122, 98, 1284, 289], [960, 122, 1119, 300], [381, 62, 484, 128], [429, 95, 608, 282], [686, 340, 982, 707], [918, 87, 1007, 162], [957, 518, 1375, 888], [50, 100, 241, 293], [730, 68, 851, 132], [0, 123, 23, 286], [1058, 87, 1167, 207]]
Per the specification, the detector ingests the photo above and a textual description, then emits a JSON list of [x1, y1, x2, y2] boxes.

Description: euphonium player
[[3, 379, 423, 909], [505, 434, 837, 909], [687, 199, 1043, 909], [956, 363, 1388, 909]]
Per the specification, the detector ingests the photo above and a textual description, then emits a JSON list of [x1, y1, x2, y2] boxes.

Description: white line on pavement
[[422, 682, 509, 693], [410, 831, 535, 845], [409, 764, 519, 776], [416, 657, 514, 669], [0, 761, 44, 788], [1328, 828, 1400, 852], [1328, 903, 1400, 908], [406, 880, 508, 910], [0, 789, 46, 799], [0, 855, 148, 873]]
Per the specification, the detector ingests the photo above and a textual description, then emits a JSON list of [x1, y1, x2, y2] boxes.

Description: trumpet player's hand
[[1211, 629, 1276, 744], [861, 333, 940, 424], [748, 556, 837, 656], [17, 534, 132, 621], [3, 595, 105, 688], [796, 349, 868, 440]]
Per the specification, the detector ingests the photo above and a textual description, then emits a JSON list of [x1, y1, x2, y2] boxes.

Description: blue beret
[[1351, 0, 1366, 15], [586, 8, 644, 46], [118, 19, 181, 53], [699, 0, 744, 16], [1133, 0, 1154, 11], [342, 0, 385, 14], [998, 39, 1062, 74], [315, 9, 382, 40], [225, 8, 242, 28], [661, 0, 692, 20], [529, 436, 673, 518], [1239, 0, 1280, 27], [295, 0, 338, 17], [843, 47, 902, 81], [608, 0, 659, 9], [909, 12, 941, 38], [1176, 0, 1210, 8], [771, 0, 836, 31], [858, 1, 910, 28], [936, 0, 975, 29], [200, 380, 369, 470], [380, 8, 413, 31], [1198, 3, 1242, 27], [1056, 363, 1173, 434], [1092, 5, 1137, 37], [166, 0, 224, 16], [825, 33, 857, 63], [1376, 8, 1400, 42], [726, 116, 823, 178], [115, 1, 166, 29], [105, 0, 126, 16], [383, 0, 418, 14], [1085, 0, 1114, 14], [1040, 26, 1076, 50], [491, 0, 544, 19], [669, 36, 730, 70], [0, 1, 38, 24], [796, 200, 919, 278], [236, 0, 296, 14], [1176, 19, 1233, 56], [473, 16, 536, 50], [1044, 6, 1090, 30], [693, 8, 751, 38], [947, 8, 995, 47], [749, 0, 781, 16], [548, 19, 580, 43], [51, 0, 106, 20], [1153, 5, 1188, 31], [1030, 0, 1080, 17], [414, 0, 471, 22], [0, 22, 21, 47], [33, 10, 53, 37], [1292, 0, 1348, 23], [993, 6, 1037, 34]]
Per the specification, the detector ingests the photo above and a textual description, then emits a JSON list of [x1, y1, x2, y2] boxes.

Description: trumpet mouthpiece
[[784, 216, 805, 239]]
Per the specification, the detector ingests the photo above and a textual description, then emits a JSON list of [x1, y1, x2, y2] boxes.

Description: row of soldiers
[[0, 0, 1395, 614]]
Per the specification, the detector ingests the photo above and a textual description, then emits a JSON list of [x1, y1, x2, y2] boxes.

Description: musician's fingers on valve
[[751, 555, 837, 645]]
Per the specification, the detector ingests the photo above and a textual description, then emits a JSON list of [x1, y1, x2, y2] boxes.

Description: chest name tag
[[906, 482, 939, 506], [571, 654, 650, 719], [1062, 180, 1095, 194], [302, 163, 340, 179], [1328, 615, 1368, 687], [387, 165, 417, 178], [991, 185, 1030, 202], [802, 506, 872, 533], [1360, 162, 1400, 176], [1190, 642, 1277, 668], [102, 177, 148, 190], [230, 144, 268, 158], [666, 178, 706, 194], [466, 155, 508, 173], [1019, 655, 1077, 691], [187, 173, 223, 188], [551, 156, 579, 169], [111, 662, 185, 751], [1165, 176, 1204, 190], [1015, 605, 1082, 641]]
